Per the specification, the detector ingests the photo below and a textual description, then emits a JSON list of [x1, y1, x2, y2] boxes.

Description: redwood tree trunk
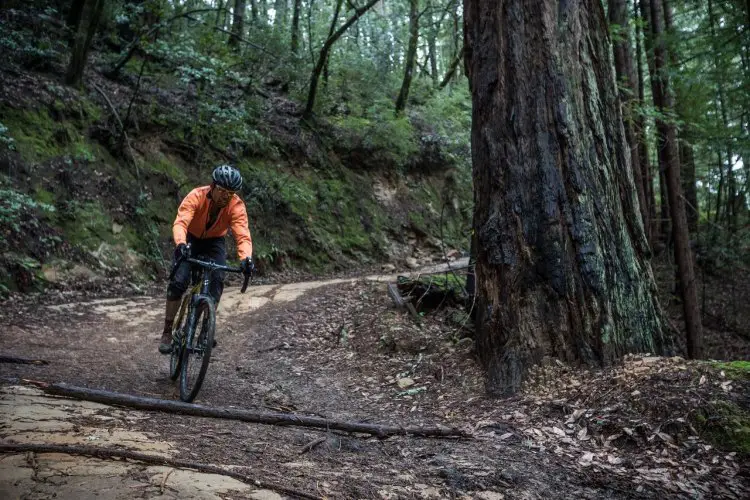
[[639, 0, 671, 242], [609, 0, 650, 244], [229, 0, 247, 51], [634, 0, 656, 243], [648, 0, 702, 358], [464, 0, 672, 395], [291, 0, 301, 53], [680, 139, 698, 233], [395, 0, 419, 114]]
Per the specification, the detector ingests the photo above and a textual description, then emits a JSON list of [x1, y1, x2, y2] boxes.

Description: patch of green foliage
[[0, 106, 98, 163], [692, 400, 750, 456], [0, 16, 63, 70], [59, 200, 138, 252], [710, 361, 750, 380], [0, 187, 56, 251], [0, 122, 16, 151], [331, 100, 419, 169]]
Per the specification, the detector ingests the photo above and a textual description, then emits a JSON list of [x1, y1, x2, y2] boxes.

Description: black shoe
[[158, 331, 173, 354]]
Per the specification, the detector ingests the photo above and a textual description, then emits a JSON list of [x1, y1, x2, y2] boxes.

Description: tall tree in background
[[323, 0, 343, 87], [639, 0, 671, 242], [395, 0, 419, 114], [707, 0, 738, 232], [634, 0, 657, 242], [609, 0, 650, 243], [464, 0, 672, 395], [303, 0, 380, 119], [66, 0, 105, 86], [646, 0, 702, 358], [229, 0, 247, 51], [290, 0, 301, 53]]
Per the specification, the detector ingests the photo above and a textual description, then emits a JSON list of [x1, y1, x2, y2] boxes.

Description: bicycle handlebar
[[168, 254, 251, 293]]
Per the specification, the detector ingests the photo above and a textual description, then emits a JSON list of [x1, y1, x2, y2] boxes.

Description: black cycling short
[[167, 234, 226, 303]]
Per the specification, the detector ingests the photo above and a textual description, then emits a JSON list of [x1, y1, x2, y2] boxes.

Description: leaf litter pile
[[251, 278, 749, 498]]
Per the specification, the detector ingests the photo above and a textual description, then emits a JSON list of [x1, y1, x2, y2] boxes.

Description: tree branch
[[0, 356, 48, 365], [27, 382, 470, 438]]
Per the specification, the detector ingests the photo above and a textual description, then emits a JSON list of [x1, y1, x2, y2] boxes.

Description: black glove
[[240, 257, 255, 276], [174, 243, 189, 261]]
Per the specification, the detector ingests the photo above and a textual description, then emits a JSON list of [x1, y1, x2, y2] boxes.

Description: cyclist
[[158, 164, 255, 354]]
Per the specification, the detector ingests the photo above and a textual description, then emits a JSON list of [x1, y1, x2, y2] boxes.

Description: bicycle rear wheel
[[169, 296, 191, 381], [179, 297, 215, 402]]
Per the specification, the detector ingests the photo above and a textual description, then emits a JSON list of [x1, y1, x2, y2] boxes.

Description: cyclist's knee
[[167, 279, 188, 300], [209, 276, 224, 303]]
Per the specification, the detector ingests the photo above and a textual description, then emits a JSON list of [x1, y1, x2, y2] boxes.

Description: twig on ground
[[160, 468, 174, 494], [0, 356, 49, 365], [0, 443, 319, 500], [299, 436, 327, 454]]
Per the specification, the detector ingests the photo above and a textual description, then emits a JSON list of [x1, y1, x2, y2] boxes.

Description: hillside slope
[[0, 6, 472, 295]]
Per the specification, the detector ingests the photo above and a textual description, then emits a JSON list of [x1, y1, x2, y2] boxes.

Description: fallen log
[[0, 443, 319, 500], [26, 381, 470, 438], [0, 356, 49, 365]]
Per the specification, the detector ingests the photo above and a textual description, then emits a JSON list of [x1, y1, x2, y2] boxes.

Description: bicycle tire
[[179, 297, 215, 402], [169, 296, 191, 381]]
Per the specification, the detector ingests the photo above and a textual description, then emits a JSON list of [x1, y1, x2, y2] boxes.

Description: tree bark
[[31, 382, 468, 438], [290, 0, 301, 53], [648, 0, 702, 358], [302, 0, 380, 119], [438, 45, 464, 89], [323, 0, 343, 88], [229, 0, 246, 51], [680, 139, 698, 233], [464, 0, 672, 395], [634, 0, 656, 243], [66, 0, 86, 43], [65, 0, 105, 86], [638, 0, 671, 242], [274, 0, 287, 30], [707, 0, 737, 233], [609, 0, 650, 245], [395, 0, 419, 114], [426, 0, 438, 85]]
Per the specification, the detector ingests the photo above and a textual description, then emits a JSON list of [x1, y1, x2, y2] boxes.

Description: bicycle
[[167, 245, 251, 402]]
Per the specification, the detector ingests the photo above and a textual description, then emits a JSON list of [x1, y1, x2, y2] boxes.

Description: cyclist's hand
[[240, 257, 255, 276], [174, 243, 189, 261]]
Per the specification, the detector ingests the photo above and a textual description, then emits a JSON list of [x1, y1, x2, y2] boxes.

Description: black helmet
[[212, 164, 242, 191]]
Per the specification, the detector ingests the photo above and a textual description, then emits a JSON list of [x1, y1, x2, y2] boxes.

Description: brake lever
[[167, 243, 192, 281], [240, 271, 251, 293]]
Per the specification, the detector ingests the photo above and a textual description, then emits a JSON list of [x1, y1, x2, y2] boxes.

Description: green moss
[[145, 153, 188, 185], [34, 187, 56, 206], [59, 201, 139, 252], [711, 361, 750, 380], [693, 401, 750, 456], [0, 106, 97, 162]]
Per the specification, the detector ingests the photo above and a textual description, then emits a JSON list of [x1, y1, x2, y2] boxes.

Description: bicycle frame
[[168, 248, 251, 402]]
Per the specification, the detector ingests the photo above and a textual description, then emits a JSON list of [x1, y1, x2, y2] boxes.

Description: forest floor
[[1, 262, 749, 499]]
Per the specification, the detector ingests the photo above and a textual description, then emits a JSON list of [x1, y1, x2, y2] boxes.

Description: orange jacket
[[172, 186, 253, 260]]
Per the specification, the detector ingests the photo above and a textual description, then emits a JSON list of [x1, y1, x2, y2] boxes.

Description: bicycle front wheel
[[179, 297, 215, 402], [169, 296, 191, 381]]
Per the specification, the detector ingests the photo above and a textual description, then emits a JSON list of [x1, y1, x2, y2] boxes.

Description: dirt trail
[[1, 259, 747, 499]]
